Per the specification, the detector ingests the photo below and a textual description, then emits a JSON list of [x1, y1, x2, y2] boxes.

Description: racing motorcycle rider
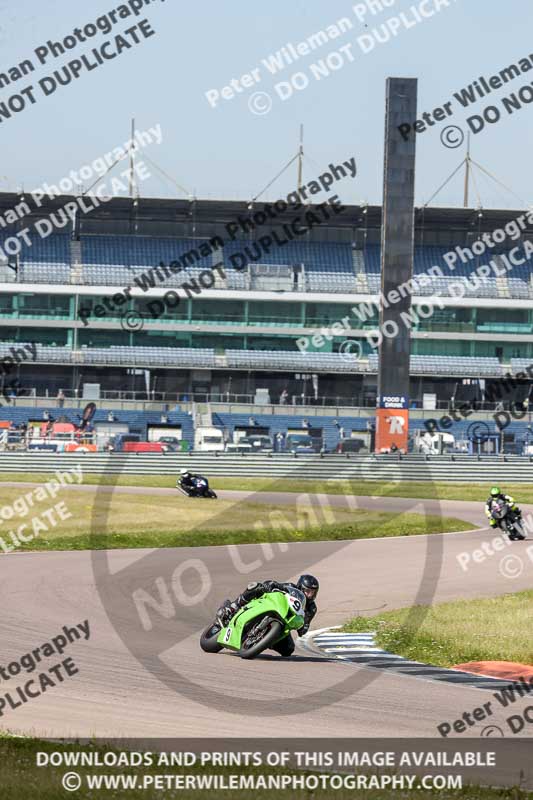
[[485, 486, 522, 529], [216, 574, 319, 657], [177, 468, 209, 491]]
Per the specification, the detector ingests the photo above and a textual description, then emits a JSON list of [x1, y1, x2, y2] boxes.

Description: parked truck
[[194, 426, 224, 452]]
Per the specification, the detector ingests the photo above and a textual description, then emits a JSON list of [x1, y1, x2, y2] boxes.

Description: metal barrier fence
[[0, 452, 531, 481]]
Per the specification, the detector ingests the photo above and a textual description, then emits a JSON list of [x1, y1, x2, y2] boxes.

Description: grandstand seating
[[6, 231, 532, 301], [75, 347, 367, 373], [78, 346, 217, 368], [306, 272, 357, 292], [223, 240, 354, 271], [81, 235, 217, 269], [365, 354, 503, 377], [4, 233, 71, 284], [0, 343, 72, 362], [226, 350, 362, 372], [510, 358, 533, 374], [19, 262, 70, 284], [0, 341, 506, 377], [362, 244, 533, 300], [19, 234, 70, 264]]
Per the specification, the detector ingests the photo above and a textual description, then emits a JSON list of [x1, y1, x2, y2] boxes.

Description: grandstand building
[[1, 192, 532, 409]]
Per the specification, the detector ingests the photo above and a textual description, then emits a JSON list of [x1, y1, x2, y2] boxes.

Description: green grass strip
[[0, 473, 528, 503], [342, 590, 533, 668], [4, 513, 473, 553]]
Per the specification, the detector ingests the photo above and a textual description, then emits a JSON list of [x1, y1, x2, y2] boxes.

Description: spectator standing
[[57, 389, 65, 408]]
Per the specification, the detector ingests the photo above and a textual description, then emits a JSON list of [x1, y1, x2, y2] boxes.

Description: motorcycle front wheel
[[200, 622, 224, 653], [238, 619, 283, 660]]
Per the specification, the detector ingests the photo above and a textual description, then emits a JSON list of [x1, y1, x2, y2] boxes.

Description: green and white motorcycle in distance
[[200, 587, 306, 659]]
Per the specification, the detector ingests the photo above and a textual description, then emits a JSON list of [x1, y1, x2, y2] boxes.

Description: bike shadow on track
[[222, 653, 330, 663]]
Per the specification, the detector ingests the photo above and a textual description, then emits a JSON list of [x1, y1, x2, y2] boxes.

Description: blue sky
[[1, 0, 531, 209]]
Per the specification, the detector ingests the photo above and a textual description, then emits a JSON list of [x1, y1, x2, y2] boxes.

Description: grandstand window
[[132, 331, 192, 348], [190, 299, 245, 324], [133, 297, 188, 321], [305, 302, 354, 328], [22, 327, 68, 346], [78, 295, 124, 321], [18, 294, 70, 318], [416, 307, 475, 333], [246, 336, 300, 351], [476, 308, 530, 333], [248, 301, 302, 325], [413, 340, 472, 357], [0, 326, 17, 342], [0, 294, 14, 315]]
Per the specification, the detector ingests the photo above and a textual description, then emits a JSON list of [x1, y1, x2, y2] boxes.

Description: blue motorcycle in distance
[[176, 475, 217, 499]]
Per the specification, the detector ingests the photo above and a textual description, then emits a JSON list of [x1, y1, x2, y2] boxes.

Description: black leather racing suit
[[180, 473, 207, 491], [233, 580, 317, 657]]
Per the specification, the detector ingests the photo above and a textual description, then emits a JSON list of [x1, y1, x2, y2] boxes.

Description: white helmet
[[180, 468, 189, 476]]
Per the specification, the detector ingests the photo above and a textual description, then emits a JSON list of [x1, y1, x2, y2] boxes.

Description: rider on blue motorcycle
[[178, 469, 207, 490]]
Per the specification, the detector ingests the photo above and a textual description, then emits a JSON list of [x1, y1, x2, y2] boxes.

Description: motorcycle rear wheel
[[239, 619, 283, 660]]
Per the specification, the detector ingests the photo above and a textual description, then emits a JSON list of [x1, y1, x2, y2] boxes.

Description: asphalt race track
[[1, 488, 532, 759]]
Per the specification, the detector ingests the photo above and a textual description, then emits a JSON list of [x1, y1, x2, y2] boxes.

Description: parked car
[[285, 434, 318, 454], [335, 438, 366, 454], [239, 435, 273, 452], [158, 436, 181, 452], [225, 441, 253, 454]]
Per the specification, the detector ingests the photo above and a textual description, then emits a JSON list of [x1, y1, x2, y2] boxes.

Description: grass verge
[[0, 472, 530, 503], [0, 735, 530, 800], [342, 590, 533, 668], [0, 479, 472, 551], [0, 472, 476, 552]]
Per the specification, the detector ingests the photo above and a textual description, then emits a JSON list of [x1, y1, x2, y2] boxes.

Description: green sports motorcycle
[[200, 587, 306, 659]]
